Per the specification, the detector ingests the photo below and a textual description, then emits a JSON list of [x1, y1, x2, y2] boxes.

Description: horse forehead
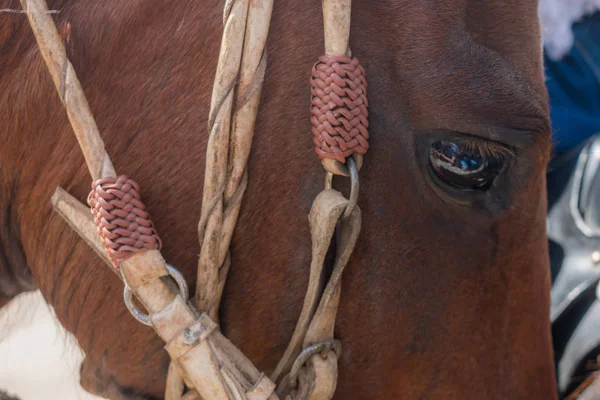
[[360, 1, 549, 137], [361, 0, 542, 76]]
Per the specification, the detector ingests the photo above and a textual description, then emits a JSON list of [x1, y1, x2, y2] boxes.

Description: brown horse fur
[[0, 0, 556, 398]]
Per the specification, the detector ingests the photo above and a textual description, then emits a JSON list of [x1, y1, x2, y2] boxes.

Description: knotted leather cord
[[87, 175, 162, 268], [311, 56, 369, 163], [23, 2, 280, 400], [24, 0, 362, 398], [272, 2, 365, 399]]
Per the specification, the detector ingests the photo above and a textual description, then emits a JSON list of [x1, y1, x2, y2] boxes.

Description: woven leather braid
[[311, 55, 369, 163], [87, 175, 162, 268]]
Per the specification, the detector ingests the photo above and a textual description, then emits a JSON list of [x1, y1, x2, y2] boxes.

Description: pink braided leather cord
[[87, 175, 162, 268], [311, 55, 369, 163]]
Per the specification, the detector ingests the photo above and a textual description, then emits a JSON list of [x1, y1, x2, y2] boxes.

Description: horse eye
[[429, 140, 505, 190]]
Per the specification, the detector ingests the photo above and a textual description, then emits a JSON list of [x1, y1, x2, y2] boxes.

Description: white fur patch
[[0, 291, 101, 400], [539, 0, 600, 60]]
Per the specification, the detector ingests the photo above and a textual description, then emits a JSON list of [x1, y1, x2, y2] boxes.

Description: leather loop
[[272, 190, 349, 382], [273, 191, 361, 400], [305, 353, 338, 400]]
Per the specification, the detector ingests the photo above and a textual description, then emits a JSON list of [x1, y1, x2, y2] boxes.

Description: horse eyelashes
[[429, 138, 508, 191]]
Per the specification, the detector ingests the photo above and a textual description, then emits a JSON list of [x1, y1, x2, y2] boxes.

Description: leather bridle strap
[[21, 1, 279, 399], [273, 2, 366, 398], [23, 0, 365, 399], [274, 190, 361, 400], [173, 0, 274, 397], [196, 0, 272, 323]]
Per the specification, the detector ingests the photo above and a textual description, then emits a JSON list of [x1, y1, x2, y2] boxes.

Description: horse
[[0, 0, 556, 398]]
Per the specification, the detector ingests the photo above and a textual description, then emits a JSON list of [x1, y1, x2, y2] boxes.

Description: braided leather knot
[[87, 175, 162, 268], [311, 55, 369, 163]]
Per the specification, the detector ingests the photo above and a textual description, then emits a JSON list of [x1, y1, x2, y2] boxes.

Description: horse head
[[0, 0, 555, 398]]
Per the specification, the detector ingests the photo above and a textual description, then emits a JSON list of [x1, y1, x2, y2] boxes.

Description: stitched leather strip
[[87, 175, 162, 268], [311, 55, 369, 163]]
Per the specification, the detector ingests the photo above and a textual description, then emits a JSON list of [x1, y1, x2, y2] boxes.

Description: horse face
[[0, 0, 555, 399], [319, 1, 554, 398], [226, 1, 554, 398]]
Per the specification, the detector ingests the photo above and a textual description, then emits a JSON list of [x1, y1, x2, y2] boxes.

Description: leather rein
[[21, 0, 369, 399]]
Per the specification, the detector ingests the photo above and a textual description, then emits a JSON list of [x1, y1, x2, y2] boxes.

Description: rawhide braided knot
[[87, 175, 162, 268], [311, 55, 369, 163]]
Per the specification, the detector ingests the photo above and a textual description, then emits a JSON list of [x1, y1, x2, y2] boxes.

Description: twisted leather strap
[[311, 55, 369, 163], [87, 175, 162, 267]]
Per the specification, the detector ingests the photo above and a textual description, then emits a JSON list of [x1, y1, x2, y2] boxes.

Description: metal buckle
[[325, 156, 359, 219], [123, 264, 189, 326]]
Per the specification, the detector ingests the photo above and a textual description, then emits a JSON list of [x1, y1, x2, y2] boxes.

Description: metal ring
[[322, 155, 363, 177], [288, 340, 342, 387], [343, 157, 359, 219], [123, 264, 189, 326], [325, 157, 359, 220]]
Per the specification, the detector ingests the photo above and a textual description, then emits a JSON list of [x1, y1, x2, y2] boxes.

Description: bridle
[[21, 0, 369, 399]]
